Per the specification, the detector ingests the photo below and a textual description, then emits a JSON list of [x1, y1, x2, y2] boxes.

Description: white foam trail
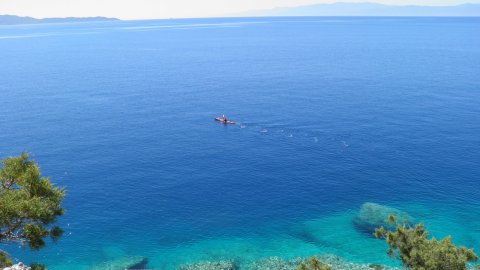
[[0, 31, 104, 40], [122, 21, 267, 31], [287, 134, 294, 138], [176, 26, 241, 30], [260, 129, 268, 133], [342, 141, 349, 147], [0, 33, 55, 39]]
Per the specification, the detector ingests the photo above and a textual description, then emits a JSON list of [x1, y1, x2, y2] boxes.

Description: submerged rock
[[245, 256, 301, 270], [2, 262, 31, 270], [353, 202, 413, 234], [177, 260, 236, 270], [175, 254, 400, 270], [88, 256, 148, 270], [244, 254, 400, 270]]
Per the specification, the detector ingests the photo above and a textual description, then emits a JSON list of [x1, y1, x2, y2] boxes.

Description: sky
[[0, 0, 479, 19]]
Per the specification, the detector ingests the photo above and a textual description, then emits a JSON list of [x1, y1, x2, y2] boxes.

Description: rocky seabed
[[2, 262, 31, 270]]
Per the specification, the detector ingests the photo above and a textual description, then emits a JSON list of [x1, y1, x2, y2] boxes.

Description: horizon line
[[1, 2, 480, 20]]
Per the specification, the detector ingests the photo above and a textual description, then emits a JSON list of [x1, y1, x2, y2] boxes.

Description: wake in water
[[219, 120, 349, 149]]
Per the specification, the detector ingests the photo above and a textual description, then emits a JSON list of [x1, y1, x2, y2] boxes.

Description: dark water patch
[[0, 17, 479, 270]]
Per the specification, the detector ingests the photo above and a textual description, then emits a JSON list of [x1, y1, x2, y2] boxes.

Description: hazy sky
[[1, 0, 479, 19]]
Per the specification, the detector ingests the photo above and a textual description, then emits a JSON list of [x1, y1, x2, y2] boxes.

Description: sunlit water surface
[[0, 17, 479, 269]]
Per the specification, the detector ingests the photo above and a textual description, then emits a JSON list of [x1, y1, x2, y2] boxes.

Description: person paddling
[[215, 115, 235, 124]]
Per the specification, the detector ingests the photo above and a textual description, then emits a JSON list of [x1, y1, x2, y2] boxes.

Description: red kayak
[[215, 118, 236, 124]]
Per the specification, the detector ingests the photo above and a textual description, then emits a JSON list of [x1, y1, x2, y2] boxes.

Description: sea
[[0, 17, 479, 269]]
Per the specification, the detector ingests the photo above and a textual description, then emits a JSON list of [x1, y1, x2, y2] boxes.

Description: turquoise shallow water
[[0, 17, 480, 269]]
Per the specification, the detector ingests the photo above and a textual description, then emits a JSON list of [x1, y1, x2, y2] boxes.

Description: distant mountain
[[0, 15, 119, 25], [236, 2, 480, 17]]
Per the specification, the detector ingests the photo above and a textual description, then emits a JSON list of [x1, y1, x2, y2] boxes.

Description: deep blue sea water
[[1, 17, 480, 269]]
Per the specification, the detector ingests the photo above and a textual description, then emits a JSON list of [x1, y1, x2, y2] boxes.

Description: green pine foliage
[[0, 251, 13, 267], [3, 153, 479, 270], [30, 262, 47, 270], [295, 258, 331, 270], [375, 215, 479, 270], [0, 153, 65, 264]]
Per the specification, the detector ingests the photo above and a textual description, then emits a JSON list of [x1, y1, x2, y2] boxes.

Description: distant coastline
[[233, 3, 480, 17], [0, 15, 119, 25]]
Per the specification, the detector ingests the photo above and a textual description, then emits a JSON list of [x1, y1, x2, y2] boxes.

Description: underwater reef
[[178, 254, 401, 270], [353, 203, 413, 234], [178, 260, 236, 270], [88, 256, 148, 270]]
